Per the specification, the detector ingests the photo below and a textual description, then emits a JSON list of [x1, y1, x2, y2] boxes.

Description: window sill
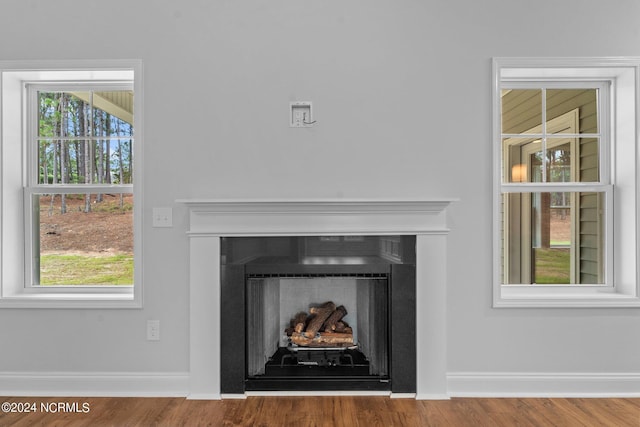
[[0, 289, 140, 309], [495, 285, 640, 308]]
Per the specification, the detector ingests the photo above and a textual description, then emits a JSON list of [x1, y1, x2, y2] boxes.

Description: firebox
[[220, 235, 416, 393]]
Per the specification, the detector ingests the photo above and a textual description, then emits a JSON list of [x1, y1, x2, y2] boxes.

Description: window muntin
[[501, 86, 603, 185], [27, 84, 134, 287]]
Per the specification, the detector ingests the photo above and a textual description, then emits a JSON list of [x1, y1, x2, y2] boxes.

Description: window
[[493, 58, 640, 307], [0, 60, 142, 308]]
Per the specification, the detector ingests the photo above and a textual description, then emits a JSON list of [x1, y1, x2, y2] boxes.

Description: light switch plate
[[147, 320, 160, 341], [152, 207, 173, 227]]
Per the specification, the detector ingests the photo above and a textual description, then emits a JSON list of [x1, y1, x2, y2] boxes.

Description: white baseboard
[[447, 372, 640, 398], [0, 371, 189, 397], [7, 371, 637, 399]]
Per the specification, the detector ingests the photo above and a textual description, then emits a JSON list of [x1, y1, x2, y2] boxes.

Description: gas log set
[[284, 301, 354, 347]]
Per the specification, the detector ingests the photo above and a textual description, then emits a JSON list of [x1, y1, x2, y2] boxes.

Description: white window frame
[[493, 57, 640, 308], [0, 60, 143, 308]]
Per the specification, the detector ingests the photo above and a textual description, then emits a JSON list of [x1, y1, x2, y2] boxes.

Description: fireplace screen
[[246, 275, 389, 380]]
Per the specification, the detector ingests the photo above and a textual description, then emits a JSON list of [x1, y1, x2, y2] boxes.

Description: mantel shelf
[[176, 198, 458, 209], [176, 198, 458, 237]]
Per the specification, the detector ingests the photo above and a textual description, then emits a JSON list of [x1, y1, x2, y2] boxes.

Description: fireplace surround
[[178, 198, 455, 399], [220, 235, 416, 393]]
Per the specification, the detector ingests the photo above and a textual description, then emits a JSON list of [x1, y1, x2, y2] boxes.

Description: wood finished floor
[[0, 396, 639, 426]]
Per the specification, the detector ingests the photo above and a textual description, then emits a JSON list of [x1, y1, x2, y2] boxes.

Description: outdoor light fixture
[[511, 164, 527, 182]]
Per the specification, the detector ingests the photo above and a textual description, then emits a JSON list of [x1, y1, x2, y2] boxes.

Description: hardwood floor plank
[[323, 396, 358, 427], [0, 396, 639, 426], [415, 400, 452, 427], [582, 397, 640, 427], [163, 398, 225, 427], [518, 397, 582, 427], [526, 398, 628, 427], [453, 398, 509, 426]]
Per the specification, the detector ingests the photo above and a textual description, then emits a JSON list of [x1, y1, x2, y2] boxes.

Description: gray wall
[[1, 0, 640, 385]]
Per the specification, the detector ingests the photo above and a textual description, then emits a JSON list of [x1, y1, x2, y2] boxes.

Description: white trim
[[0, 59, 144, 308], [188, 235, 221, 400], [178, 198, 456, 400], [26, 185, 134, 194], [6, 370, 638, 399], [493, 57, 640, 307], [448, 372, 640, 398], [500, 183, 611, 192], [0, 371, 189, 397], [0, 293, 139, 310], [177, 198, 456, 236]]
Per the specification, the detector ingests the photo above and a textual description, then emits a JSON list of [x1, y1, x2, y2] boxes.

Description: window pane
[[501, 89, 542, 134], [108, 138, 134, 184], [38, 139, 85, 184], [579, 137, 599, 182], [34, 193, 133, 286], [502, 137, 542, 183], [37, 138, 133, 185], [547, 89, 598, 134], [502, 192, 604, 284], [93, 138, 134, 185], [38, 91, 91, 138], [546, 139, 571, 183], [92, 91, 134, 137]]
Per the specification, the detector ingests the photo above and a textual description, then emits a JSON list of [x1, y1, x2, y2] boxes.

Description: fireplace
[[178, 198, 454, 399], [219, 236, 416, 393]]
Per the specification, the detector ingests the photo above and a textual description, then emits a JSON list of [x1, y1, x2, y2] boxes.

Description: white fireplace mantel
[[177, 198, 456, 399]]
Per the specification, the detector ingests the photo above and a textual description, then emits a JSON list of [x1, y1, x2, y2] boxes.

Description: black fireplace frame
[[219, 236, 416, 394]]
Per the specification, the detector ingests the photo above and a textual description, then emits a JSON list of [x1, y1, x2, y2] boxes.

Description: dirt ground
[[39, 194, 133, 255]]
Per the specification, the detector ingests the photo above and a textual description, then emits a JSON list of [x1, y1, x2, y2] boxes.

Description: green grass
[[91, 200, 133, 213], [534, 248, 570, 284], [40, 254, 133, 285]]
